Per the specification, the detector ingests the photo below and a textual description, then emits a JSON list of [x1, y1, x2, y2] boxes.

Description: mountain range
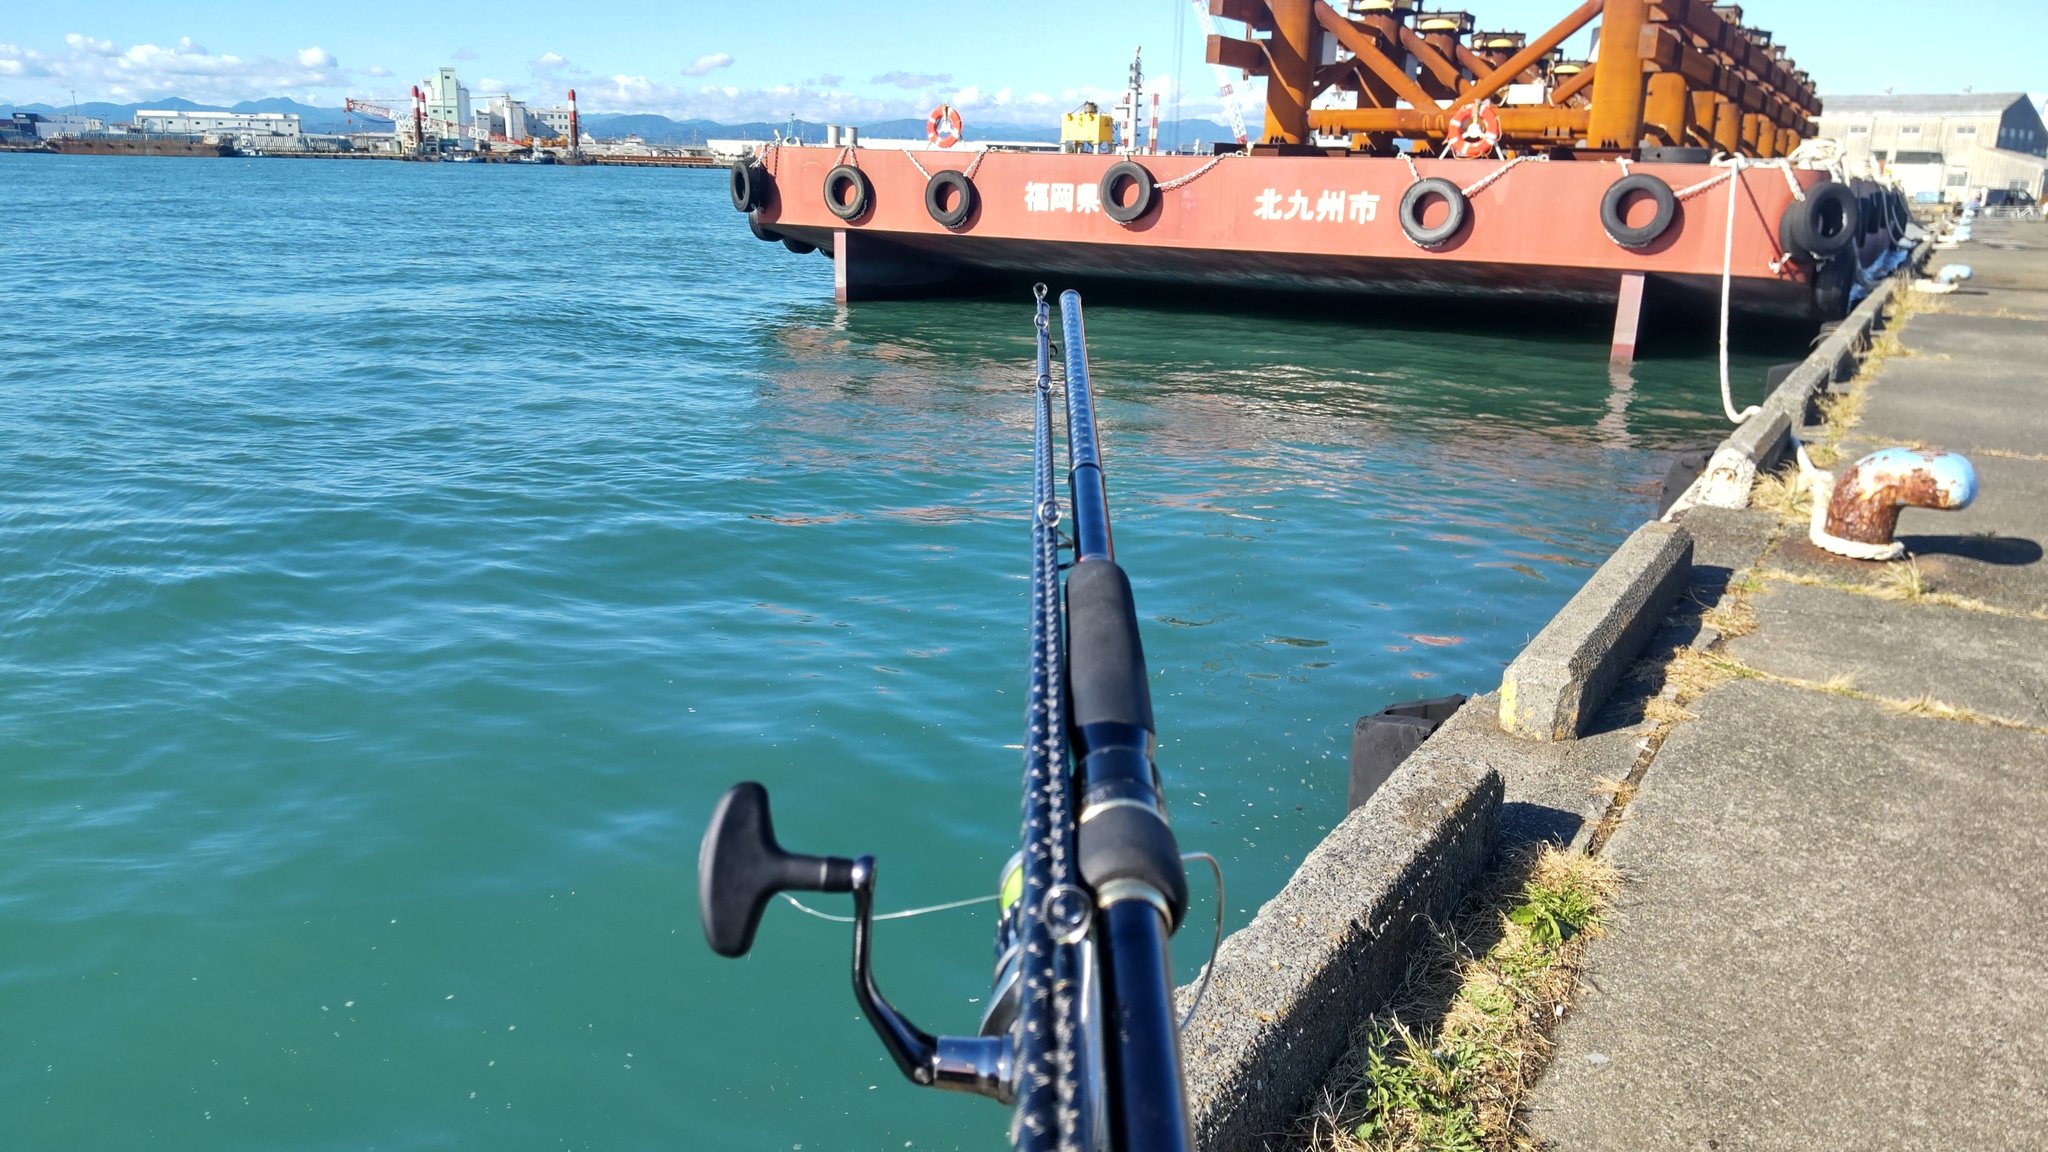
[[1, 97, 1236, 148]]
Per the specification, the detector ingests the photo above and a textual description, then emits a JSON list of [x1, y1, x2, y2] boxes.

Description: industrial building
[[1817, 92, 2048, 203], [7, 112, 106, 139], [133, 110, 303, 151], [422, 67, 474, 149]]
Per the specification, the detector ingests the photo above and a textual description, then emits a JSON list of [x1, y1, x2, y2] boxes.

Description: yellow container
[[1061, 112, 1114, 146]]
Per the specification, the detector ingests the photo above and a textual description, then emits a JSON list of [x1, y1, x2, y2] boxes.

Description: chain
[[1461, 153, 1544, 198], [964, 147, 989, 178], [901, 148, 931, 179], [1675, 166, 1738, 200], [1155, 153, 1228, 192]]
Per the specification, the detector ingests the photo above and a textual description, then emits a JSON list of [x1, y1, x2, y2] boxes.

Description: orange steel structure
[[730, 0, 1884, 355], [1208, 0, 1820, 158]]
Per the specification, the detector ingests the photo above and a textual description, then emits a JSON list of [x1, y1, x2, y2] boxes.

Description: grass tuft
[[1876, 557, 1928, 601], [1305, 848, 1620, 1152]]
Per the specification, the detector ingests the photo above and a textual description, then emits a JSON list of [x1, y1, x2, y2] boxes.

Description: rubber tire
[[1779, 182, 1858, 260], [823, 165, 873, 222], [924, 170, 977, 229], [1398, 177, 1469, 249], [781, 236, 816, 255], [730, 161, 767, 213], [1601, 174, 1679, 249], [1887, 190, 1908, 241], [1811, 254, 1856, 320], [1100, 161, 1156, 224], [747, 217, 781, 243]]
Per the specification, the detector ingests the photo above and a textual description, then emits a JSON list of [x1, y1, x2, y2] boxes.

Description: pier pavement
[[1526, 218, 2048, 1149]]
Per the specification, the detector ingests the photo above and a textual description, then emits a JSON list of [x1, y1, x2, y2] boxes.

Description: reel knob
[[698, 782, 856, 957]]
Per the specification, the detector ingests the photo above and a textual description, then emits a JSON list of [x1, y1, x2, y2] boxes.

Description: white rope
[[781, 892, 999, 924], [901, 148, 931, 179], [1716, 160, 1762, 425], [1461, 153, 1543, 198], [1616, 156, 1632, 177]]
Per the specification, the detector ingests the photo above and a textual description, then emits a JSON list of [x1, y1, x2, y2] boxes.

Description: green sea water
[[1, 154, 1775, 1150]]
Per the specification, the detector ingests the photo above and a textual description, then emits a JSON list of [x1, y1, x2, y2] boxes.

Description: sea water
[[1, 154, 1766, 1150]]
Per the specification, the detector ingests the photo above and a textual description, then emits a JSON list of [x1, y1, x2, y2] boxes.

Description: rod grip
[[1065, 559, 1153, 732]]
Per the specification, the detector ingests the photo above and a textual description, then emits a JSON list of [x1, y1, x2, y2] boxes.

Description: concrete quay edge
[[1681, 240, 1933, 508], [1179, 754, 1502, 1152], [1499, 520, 1694, 742]]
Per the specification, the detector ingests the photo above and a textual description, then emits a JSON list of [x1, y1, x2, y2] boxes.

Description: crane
[[345, 91, 489, 154], [1189, 0, 1252, 146]]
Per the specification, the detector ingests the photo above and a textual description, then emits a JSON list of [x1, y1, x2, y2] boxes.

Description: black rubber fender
[[1600, 173, 1679, 249], [822, 164, 872, 222], [781, 236, 816, 255], [1100, 160, 1156, 224], [923, 169, 977, 229], [747, 216, 781, 243], [1398, 177, 1469, 249], [1778, 182, 1858, 260], [729, 160, 768, 213], [1811, 253, 1856, 319]]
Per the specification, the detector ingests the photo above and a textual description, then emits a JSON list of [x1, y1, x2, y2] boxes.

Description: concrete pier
[[1527, 218, 2048, 1150]]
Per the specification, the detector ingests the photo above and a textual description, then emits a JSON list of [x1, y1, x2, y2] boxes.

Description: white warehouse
[[134, 110, 304, 151]]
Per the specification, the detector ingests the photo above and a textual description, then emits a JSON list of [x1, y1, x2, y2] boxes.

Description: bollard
[[1811, 448, 1978, 561]]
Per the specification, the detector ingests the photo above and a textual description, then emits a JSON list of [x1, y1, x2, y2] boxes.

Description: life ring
[[1600, 173, 1678, 249], [1100, 161, 1157, 224], [823, 164, 873, 221], [1777, 182, 1858, 260], [729, 160, 768, 212], [1398, 177, 1468, 249], [924, 169, 977, 229], [1444, 100, 1502, 159], [926, 104, 963, 149]]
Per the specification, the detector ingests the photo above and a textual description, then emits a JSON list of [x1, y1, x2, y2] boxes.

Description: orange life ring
[[1445, 100, 1502, 159], [926, 104, 963, 149]]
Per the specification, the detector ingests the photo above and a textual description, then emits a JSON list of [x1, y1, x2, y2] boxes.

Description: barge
[[730, 0, 1911, 353], [47, 136, 233, 158]]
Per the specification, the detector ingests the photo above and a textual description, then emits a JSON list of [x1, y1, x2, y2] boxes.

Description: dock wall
[[1181, 244, 1930, 1151]]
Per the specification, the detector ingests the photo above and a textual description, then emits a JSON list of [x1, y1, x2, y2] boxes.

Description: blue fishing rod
[[697, 286, 1192, 1151]]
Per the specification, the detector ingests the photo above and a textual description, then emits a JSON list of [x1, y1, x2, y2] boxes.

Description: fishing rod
[[697, 286, 1194, 1151]]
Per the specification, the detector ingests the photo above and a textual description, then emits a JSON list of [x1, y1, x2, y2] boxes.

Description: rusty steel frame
[[1205, 0, 1820, 156]]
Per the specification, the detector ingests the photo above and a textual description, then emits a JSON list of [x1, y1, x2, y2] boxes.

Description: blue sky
[[2, 1, 2042, 122]]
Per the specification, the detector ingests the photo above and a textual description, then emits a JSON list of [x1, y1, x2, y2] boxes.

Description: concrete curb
[[1179, 754, 1502, 1152], [1498, 521, 1695, 741]]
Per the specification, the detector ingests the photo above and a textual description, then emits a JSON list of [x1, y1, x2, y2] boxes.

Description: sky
[[2, 1, 2043, 123]]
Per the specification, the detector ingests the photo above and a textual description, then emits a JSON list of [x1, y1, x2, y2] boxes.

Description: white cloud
[[10, 34, 349, 106], [534, 52, 567, 71], [684, 52, 734, 78]]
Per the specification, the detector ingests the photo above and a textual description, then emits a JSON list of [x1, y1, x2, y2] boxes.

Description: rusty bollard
[[1811, 448, 1978, 561]]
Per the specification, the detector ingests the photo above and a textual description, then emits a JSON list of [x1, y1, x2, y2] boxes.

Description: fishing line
[[780, 893, 1000, 923], [1177, 851, 1225, 1034]]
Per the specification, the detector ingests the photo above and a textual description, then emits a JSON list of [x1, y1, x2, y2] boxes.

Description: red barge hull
[[748, 147, 1837, 319]]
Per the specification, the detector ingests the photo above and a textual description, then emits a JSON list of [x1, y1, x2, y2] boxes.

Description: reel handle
[[699, 782, 856, 957]]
